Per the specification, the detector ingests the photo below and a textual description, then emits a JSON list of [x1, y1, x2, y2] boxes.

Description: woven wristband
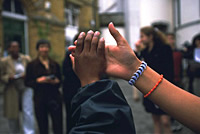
[[128, 61, 147, 86]]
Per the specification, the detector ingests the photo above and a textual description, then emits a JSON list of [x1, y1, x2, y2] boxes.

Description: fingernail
[[100, 37, 105, 42], [88, 30, 94, 34], [94, 31, 100, 36], [79, 32, 85, 37], [110, 22, 114, 26], [74, 40, 77, 44]]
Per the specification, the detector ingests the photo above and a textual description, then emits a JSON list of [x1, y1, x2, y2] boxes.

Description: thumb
[[108, 22, 124, 45], [68, 46, 76, 57], [69, 54, 75, 71]]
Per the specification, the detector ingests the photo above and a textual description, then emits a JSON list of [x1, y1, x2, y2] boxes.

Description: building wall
[[124, 0, 140, 48], [65, 0, 99, 46], [176, 24, 200, 47], [0, 14, 3, 55], [99, 0, 174, 48], [78, 0, 99, 32], [99, 0, 200, 50], [0, 0, 66, 64], [140, 0, 173, 31], [174, 0, 200, 48], [98, 0, 124, 46]]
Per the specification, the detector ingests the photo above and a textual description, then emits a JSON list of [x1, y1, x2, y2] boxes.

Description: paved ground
[[0, 77, 199, 134]]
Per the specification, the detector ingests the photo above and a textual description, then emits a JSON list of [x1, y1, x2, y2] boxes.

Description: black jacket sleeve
[[25, 62, 37, 89], [69, 80, 136, 134], [63, 51, 73, 77]]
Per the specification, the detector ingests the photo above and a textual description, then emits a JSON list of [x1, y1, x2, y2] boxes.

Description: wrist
[[80, 77, 100, 87], [125, 59, 141, 81]]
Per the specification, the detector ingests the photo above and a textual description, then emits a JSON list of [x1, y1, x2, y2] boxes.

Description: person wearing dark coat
[[140, 26, 173, 134], [62, 50, 81, 133], [183, 33, 200, 93], [25, 39, 63, 134]]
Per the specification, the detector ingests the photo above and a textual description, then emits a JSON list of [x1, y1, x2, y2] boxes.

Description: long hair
[[140, 26, 168, 45]]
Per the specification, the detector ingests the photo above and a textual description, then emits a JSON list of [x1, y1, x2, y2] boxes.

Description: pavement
[[0, 77, 199, 134]]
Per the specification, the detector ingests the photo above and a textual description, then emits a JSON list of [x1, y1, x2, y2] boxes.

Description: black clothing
[[183, 46, 200, 93], [69, 80, 136, 134], [62, 51, 81, 133], [141, 44, 174, 115], [25, 58, 63, 134], [183, 46, 194, 60], [141, 44, 174, 81]]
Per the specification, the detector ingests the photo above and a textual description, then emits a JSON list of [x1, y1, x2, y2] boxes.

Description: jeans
[[8, 88, 35, 134]]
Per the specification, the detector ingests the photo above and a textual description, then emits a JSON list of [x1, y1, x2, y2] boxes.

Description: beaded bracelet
[[144, 74, 163, 98], [128, 61, 147, 86]]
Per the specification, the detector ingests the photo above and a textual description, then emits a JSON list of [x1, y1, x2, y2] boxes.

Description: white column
[[124, 0, 140, 49]]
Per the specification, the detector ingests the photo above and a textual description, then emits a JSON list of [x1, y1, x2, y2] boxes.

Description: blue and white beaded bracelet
[[128, 61, 147, 86]]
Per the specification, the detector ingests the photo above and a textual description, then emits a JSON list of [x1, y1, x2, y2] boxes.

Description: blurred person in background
[[140, 27, 173, 134], [25, 39, 63, 134], [183, 33, 200, 94], [166, 33, 183, 132], [1, 41, 35, 134], [62, 34, 81, 133], [166, 33, 183, 89], [0, 57, 5, 92]]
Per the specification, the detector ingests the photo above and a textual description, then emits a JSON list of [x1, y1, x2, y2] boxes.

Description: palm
[[105, 40, 137, 80], [69, 22, 140, 80]]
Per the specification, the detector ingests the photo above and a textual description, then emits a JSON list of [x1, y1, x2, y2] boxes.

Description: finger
[[108, 22, 124, 46], [68, 46, 76, 57], [91, 31, 100, 52], [71, 51, 75, 57], [74, 40, 77, 45], [69, 54, 75, 71], [68, 46, 76, 52], [97, 37, 105, 56], [83, 30, 94, 52], [76, 32, 85, 55]]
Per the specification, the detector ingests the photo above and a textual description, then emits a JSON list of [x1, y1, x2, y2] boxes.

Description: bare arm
[[133, 64, 200, 132], [106, 22, 200, 132], [68, 22, 200, 132]]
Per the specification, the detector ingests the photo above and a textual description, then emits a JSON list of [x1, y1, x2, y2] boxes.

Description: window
[[174, 0, 200, 28], [2, 0, 28, 55], [3, 0, 24, 15], [65, 4, 80, 26]]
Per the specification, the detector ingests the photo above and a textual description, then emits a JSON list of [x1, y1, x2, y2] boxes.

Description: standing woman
[[183, 33, 200, 93], [1, 41, 35, 134], [140, 27, 174, 134], [25, 39, 63, 134]]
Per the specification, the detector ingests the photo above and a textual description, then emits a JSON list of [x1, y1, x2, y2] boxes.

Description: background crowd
[[0, 24, 200, 134], [0, 0, 200, 134]]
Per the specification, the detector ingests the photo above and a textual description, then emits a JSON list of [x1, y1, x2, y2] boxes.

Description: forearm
[[134, 66, 200, 132]]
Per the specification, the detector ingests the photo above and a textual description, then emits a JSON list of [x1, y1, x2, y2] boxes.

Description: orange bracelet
[[144, 74, 163, 98]]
